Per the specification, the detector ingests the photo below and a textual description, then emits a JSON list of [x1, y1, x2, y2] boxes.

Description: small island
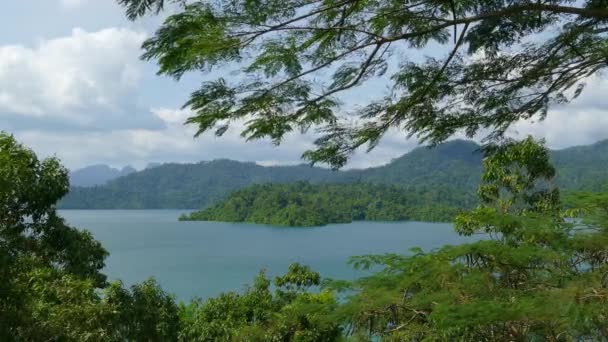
[[180, 182, 474, 227]]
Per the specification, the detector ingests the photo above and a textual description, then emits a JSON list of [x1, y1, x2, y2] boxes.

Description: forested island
[[181, 182, 476, 226]]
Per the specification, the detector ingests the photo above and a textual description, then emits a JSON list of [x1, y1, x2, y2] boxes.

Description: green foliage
[[120, 0, 608, 167], [182, 182, 473, 226], [329, 138, 608, 340], [179, 264, 341, 341], [9, 273, 179, 341], [117, 0, 175, 20], [0, 132, 182, 341], [1, 131, 107, 338], [0, 132, 108, 285], [100, 279, 180, 341]]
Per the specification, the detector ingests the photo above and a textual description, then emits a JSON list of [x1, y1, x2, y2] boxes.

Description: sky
[[1, 1, 607, 171]]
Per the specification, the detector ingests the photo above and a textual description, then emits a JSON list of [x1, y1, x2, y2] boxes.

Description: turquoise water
[[60, 210, 479, 301]]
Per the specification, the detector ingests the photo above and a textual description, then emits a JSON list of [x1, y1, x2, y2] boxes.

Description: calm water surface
[[60, 210, 479, 301]]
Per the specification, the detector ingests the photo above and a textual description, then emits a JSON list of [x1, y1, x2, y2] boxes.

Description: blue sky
[[2, 1, 607, 170]]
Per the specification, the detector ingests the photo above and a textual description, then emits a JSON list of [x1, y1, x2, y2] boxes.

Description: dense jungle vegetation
[[181, 182, 474, 226]]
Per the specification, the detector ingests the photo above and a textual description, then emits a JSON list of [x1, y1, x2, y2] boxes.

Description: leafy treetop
[[338, 138, 608, 340], [119, 0, 608, 167]]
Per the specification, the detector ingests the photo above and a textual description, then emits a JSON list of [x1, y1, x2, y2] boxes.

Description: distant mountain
[[59, 139, 608, 209], [551, 140, 608, 190], [60, 160, 350, 209], [145, 162, 162, 169], [69, 164, 136, 187], [360, 140, 483, 190]]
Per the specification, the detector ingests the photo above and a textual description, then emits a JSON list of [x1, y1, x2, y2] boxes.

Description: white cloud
[[507, 75, 608, 148], [0, 27, 162, 131], [15, 88, 608, 171], [14, 108, 313, 170], [510, 108, 608, 149], [14, 106, 421, 170]]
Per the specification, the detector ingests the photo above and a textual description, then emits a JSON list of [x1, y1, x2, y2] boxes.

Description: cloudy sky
[[2, 1, 607, 170]]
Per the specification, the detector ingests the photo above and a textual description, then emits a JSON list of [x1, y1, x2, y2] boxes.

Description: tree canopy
[[0, 132, 183, 340], [332, 138, 608, 340], [119, 0, 608, 167]]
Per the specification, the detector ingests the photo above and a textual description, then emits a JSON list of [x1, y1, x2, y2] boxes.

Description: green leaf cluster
[[329, 138, 608, 340], [119, 0, 608, 167], [0, 132, 181, 341], [179, 264, 341, 341]]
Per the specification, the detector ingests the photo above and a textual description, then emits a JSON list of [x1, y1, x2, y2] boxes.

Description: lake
[[61, 210, 480, 301]]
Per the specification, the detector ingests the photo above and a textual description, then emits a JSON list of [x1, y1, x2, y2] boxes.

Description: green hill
[[59, 139, 608, 209], [551, 140, 608, 191], [60, 160, 349, 209], [360, 140, 483, 189]]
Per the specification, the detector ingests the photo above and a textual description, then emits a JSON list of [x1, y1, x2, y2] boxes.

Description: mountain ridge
[[69, 164, 136, 187], [59, 139, 608, 209]]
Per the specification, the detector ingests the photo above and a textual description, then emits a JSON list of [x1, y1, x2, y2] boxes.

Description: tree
[[0, 133, 108, 284], [119, 0, 607, 167], [178, 264, 341, 341], [0, 132, 181, 341], [0, 132, 108, 338], [333, 138, 608, 340]]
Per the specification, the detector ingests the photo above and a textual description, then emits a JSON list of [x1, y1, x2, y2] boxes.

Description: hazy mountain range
[[69, 163, 164, 187], [69, 165, 137, 187], [59, 139, 608, 209]]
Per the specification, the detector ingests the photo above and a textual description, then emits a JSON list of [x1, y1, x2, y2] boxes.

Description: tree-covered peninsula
[[181, 182, 475, 226]]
